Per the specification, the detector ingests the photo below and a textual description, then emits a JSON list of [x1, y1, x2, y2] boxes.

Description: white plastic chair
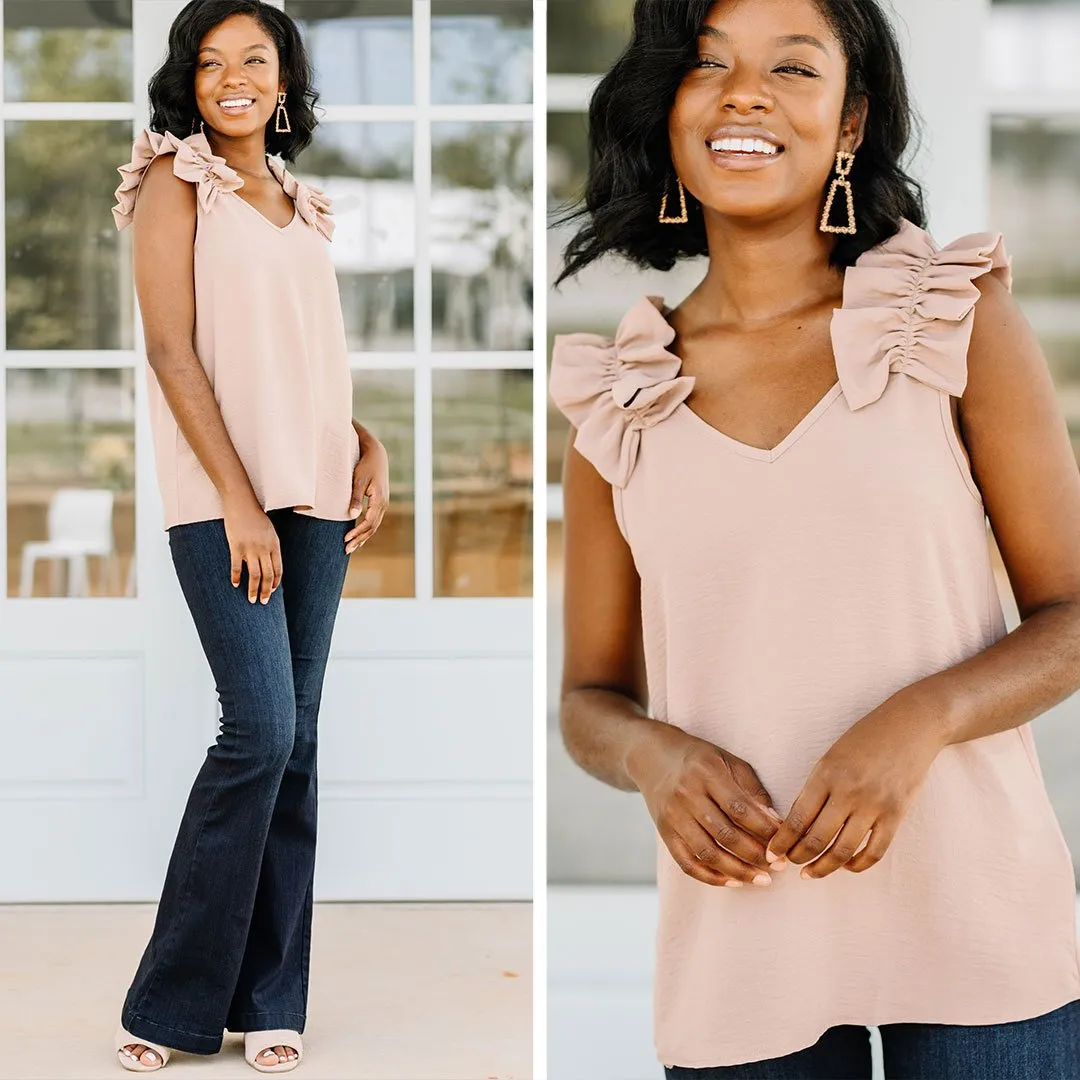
[[19, 488, 117, 597]]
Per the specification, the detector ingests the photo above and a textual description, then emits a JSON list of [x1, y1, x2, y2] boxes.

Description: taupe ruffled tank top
[[113, 128, 359, 530], [550, 219, 1080, 1068]]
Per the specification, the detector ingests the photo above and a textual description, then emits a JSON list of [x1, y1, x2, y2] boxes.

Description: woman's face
[[668, 0, 863, 224], [193, 13, 282, 138]]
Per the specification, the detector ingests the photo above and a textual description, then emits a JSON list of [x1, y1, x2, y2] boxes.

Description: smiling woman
[[549, 0, 1080, 1077], [108, 0, 390, 1073]]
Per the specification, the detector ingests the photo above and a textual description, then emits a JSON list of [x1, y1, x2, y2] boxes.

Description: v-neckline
[[656, 299, 845, 463], [677, 380, 843, 462], [229, 156, 298, 232], [229, 188, 298, 232]]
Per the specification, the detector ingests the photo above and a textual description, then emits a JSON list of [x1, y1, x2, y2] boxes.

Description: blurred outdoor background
[[5, 0, 533, 601], [546, 1, 1080, 1076]]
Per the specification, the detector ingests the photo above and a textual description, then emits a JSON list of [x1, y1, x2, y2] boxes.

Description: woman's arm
[[913, 272, 1080, 744], [560, 431, 782, 886], [767, 278, 1080, 877], [133, 154, 281, 603]]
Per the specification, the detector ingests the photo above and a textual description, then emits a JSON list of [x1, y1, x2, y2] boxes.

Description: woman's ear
[[846, 97, 869, 155]]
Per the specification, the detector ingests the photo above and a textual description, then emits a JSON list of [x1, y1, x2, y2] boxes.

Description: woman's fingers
[[766, 777, 829, 861], [270, 543, 283, 591], [704, 771, 783, 848], [785, 796, 849, 867], [695, 798, 773, 872], [344, 485, 389, 553], [257, 550, 275, 604], [798, 809, 874, 879], [671, 815, 773, 886], [844, 816, 896, 873], [246, 552, 262, 603]]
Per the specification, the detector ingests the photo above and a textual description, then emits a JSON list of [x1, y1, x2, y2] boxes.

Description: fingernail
[[349, 506, 360, 516], [765, 849, 779, 863], [771, 857, 789, 871], [801, 868, 813, 880], [765, 807, 783, 823], [753, 872, 772, 886], [724, 879, 744, 888]]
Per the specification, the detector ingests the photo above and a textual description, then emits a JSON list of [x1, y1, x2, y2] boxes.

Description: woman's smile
[[217, 95, 256, 116], [705, 125, 787, 171]]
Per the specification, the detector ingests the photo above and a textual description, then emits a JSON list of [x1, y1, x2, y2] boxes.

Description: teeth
[[220, 99, 253, 108], [709, 137, 779, 155]]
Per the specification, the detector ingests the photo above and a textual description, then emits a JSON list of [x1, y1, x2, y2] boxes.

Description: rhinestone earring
[[659, 175, 688, 224], [274, 90, 291, 134], [820, 150, 856, 235]]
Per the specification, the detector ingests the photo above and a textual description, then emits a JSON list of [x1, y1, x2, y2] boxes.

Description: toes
[[119, 1044, 159, 1066]]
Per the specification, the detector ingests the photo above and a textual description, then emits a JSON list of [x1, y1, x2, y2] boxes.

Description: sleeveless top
[[112, 128, 360, 531], [549, 218, 1080, 1068]]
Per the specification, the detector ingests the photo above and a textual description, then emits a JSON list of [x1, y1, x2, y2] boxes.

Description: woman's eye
[[246, 57, 265, 63], [695, 57, 726, 69], [775, 64, 818, 77]]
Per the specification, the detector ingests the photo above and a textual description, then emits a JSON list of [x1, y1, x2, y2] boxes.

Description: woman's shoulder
[[549, 295, 694, 487], [111, 127, 242, 231]]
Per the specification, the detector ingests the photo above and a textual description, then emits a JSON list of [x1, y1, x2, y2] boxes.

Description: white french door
[[0, 0, 534, 902]]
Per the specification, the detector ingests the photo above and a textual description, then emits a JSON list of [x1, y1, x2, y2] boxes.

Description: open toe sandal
[[244, 1029, 303, 1073], [115, 1024, 171, 1072]]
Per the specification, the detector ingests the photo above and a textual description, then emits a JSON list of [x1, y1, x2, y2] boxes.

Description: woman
[[110, 0, 388, 1072], [549, 0, 1080, 1077]]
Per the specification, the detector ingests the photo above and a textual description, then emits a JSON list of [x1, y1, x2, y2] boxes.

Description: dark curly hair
[[554, 0, 926, 286], [147, 0, 318, 162]]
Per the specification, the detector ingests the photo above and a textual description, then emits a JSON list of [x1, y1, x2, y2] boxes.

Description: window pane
[[432, 122, 532, 351], [990, 120, 1080, 460], [7, 368, 136, 598], [433, 369, 532, 598], [345, 369, 414, 597], [7, 120, 134, 350], [294, 123, 414, 351], [548, 110, 589, 205], [431, 0, 532, 105], [547, 0, 630, 75], [4, 0, 132, 103], [285, 0, 412, 105]]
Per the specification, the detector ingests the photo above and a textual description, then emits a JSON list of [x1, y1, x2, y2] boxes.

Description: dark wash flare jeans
[[121, 508, 351, 1054], [664, 998, 1080, 1080]]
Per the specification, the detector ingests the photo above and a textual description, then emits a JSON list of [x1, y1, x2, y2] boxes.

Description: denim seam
[[128, 1011, 224, 1041]]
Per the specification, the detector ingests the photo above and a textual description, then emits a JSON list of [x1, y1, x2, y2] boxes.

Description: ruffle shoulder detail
[[266, 156, 334, 241], [831, 217, 1012, 410], [111, 128, 243, 231], [549, 295, 695, 488]]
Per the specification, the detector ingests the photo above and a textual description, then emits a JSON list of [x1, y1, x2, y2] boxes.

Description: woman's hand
[[222, 491, 282, 604], [766, 690, 947, 879], [345, 426, 390, 555], [628, 723, 786, 888]]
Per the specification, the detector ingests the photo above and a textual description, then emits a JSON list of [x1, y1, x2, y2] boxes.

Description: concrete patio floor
[[3, 901, 531, 1079]]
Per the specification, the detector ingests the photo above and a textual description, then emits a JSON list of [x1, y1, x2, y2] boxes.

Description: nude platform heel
[[244, 1029, 303, 1073], [115, 1024, 171, 1072]]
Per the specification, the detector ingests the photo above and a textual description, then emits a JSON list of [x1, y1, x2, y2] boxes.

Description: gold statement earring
[[659, 175, 688, 224], [274, 90, 291, 134], [820, 150, 856, 235]]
